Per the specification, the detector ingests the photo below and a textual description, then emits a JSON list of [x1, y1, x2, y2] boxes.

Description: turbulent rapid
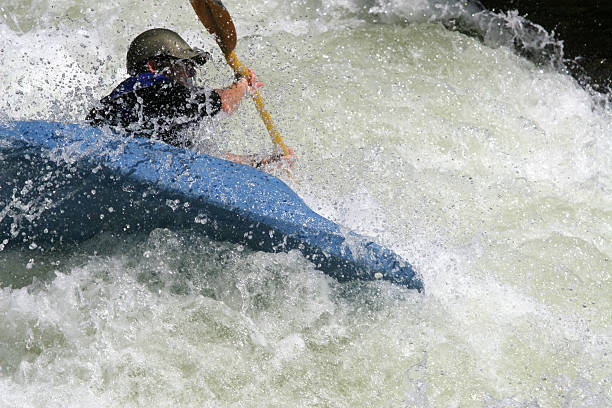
[[1, 0, 611, 406]]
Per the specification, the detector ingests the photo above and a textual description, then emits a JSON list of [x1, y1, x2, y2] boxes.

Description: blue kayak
[[0, 121, 422, 291]]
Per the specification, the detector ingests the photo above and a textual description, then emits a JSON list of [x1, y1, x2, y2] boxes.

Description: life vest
[[87, 71, 221, 148]]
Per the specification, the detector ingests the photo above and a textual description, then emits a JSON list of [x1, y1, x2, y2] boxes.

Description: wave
[[353, 0, 565, 68], [0, 0, 570, 73]]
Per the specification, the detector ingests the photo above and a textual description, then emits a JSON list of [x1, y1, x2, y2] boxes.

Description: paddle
[[190, 0, 290, 156]]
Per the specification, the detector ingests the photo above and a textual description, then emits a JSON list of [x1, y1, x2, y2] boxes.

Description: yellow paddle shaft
[[225, 51, 289, 156]]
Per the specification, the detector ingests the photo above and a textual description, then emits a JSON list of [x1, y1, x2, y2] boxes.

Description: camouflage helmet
[[127, 28, 210, 75]]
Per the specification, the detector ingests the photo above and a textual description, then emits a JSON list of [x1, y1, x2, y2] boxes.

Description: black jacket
[[87, 72, 222, 147]]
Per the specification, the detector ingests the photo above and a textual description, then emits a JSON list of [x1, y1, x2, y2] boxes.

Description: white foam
[[1, 0, 611, 405]]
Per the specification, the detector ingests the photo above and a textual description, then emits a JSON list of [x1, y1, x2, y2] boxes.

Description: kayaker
[[87, 28, 293, 168]]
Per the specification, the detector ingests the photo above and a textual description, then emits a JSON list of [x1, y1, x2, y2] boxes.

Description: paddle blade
[[190, 0, 237, 55]]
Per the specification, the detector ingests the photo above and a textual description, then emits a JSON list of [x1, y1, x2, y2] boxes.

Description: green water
[[1, 0, 610, 406]]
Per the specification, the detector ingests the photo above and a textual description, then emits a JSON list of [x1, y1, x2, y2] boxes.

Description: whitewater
[[1, 0, 610, 406]]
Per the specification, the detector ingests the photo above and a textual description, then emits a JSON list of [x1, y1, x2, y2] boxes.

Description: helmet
[[126, 28, 210, 75]]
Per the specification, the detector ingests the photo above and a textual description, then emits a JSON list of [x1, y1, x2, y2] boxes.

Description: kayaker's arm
[[216, 68, 263, 114]]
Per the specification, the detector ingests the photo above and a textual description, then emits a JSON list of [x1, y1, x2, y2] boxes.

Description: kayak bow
[[0, 121, 422, 291]]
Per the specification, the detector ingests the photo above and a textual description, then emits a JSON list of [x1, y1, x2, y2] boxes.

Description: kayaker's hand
[[244, 68, 263, 96], [225, 147, 295, 170], [256, 147, 295, 169], [277, 147, 296, 169]]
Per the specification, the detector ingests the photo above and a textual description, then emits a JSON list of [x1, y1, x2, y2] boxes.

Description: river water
[[1, 0, 611, 406]]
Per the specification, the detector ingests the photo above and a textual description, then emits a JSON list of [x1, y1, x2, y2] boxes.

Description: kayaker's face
[[161, 59, 197, 87]]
